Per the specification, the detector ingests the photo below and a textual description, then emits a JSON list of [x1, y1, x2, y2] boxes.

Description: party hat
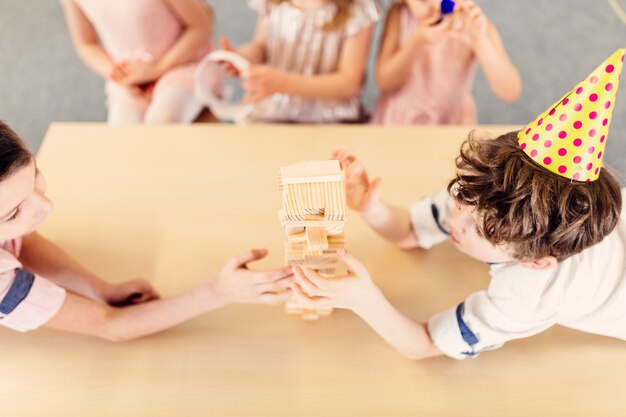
[[517, 48, 624, 182]]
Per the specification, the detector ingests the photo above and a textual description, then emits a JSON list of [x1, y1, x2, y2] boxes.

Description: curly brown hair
[[448, 130, 623, 262]]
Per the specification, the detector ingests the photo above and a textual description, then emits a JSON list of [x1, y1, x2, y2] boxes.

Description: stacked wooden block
[[278, 160, 347, 320]]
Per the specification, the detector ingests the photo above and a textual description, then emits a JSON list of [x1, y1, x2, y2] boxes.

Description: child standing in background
[[220, 0, 381, 123], [61, 0, 221, 124], [373, 0, 521, 125]]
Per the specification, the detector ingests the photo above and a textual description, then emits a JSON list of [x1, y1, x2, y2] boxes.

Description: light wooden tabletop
[[3, 123, 625, 417]]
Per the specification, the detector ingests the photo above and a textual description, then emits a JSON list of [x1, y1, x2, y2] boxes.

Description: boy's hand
[[242, 65, 283, 103], [290, 248, 382, 315], [211, 249, 293, 305], [331, 150, 383, 212], [104, 279, 161, 307]]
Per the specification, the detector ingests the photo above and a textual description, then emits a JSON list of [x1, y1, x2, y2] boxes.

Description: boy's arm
[[353, 285, 443, 360], [19, 232, 157, 305], [359, 200, 420, 249], [291, 249, 442, 360]]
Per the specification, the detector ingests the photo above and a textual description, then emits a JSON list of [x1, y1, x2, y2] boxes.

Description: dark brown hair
[[0, 121, 33, 181], [268, 0, 353, 30], [448, 130, 622, 261]]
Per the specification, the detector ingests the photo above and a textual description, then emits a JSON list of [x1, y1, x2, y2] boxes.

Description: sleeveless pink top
[[373, 5, 477, 125]]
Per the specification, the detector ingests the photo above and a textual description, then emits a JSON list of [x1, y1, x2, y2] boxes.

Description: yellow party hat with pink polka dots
[[517, 48, 624, 182]]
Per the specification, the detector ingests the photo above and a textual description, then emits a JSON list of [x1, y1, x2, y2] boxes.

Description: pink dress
[[0, 238, 66, 332], [73, 0, 220, 113], [373, 5, 478, 125]]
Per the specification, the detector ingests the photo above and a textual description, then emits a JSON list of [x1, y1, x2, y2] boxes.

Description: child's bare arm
[[242, 25, 375, 102], [45, 249, 293, 341], [146, 0, 213, 78], [292, 249, 443, 360], [19, 232, 160, 306], [60, 0, 115, 79], [332, 150, 420, 249], [376, 4, 451, 94], [459, 1, 521, 102]]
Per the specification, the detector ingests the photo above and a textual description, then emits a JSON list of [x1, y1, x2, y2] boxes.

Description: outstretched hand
[[212, 248, 294, 305], [331, 149, 383, 212]]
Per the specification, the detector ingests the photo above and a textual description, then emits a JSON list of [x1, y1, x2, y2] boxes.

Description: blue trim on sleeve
[[456, 302, 479, 356], [0, 269, 35, 316], [430, 203, 450, 236]]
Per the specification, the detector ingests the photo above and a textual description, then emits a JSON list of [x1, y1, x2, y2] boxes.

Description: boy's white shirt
[[411, 188, 626, 360]]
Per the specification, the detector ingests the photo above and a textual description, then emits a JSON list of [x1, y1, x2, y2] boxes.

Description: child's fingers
[[220, 36, 235, 51], [337, 248, 369, 277], [293, 266, 325, 297], [290, 283, 330, 309], [365, 177, 383, 203], [251, 266, 293, 284], [243, 92, 267, 104], [256, 276, 293, 294], [225, 248, 268, 270], [302, 267, 329, 290], [257, 289, 293, 305]]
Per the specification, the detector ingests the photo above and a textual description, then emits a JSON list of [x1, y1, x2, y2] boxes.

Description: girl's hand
[[452, 0, 488, 48], [411, 16, 453, 45], [291, 248, 381, 315], [242, 65, 283, 103], [211, 249, 293, 305], [111, 61, 162, 86], [218, 37, 244, 77], [331, 149, 382, 212], [103, 278, 161, 307]]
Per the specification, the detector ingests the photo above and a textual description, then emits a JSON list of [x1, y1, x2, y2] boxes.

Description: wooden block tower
[[278, 160, 347, 320]]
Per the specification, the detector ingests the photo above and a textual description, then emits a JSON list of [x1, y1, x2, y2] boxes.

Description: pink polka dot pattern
[[516, 48, 624, 182]]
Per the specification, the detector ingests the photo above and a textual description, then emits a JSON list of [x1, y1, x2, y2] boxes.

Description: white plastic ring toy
[[194, 50, 254, 123]]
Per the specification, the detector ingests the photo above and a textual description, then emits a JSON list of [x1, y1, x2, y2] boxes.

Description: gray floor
[[1, 0, 625, 183]]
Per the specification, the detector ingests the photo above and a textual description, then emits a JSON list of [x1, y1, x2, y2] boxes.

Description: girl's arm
[[234, 16, 268, 65], [243, 25, 375, 102], [153, 0, 213, 75], [218, 17, 267, 77], [473, 21, 522, 103], [19, 232, 159, 306], [45, 249, 293, 341], [292, 250, 443, 360], [459, 1, 521, 102], [376, 5, 453, 94], [60, 0, 116, 79]]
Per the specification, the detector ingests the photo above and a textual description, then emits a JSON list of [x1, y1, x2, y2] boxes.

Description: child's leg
[[144, 64, 213, 124], [105, 82, 149, 125], [144, 84, 204, 124]]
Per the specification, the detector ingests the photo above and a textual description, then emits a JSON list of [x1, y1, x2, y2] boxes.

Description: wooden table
[[3, 124, 625, 417]]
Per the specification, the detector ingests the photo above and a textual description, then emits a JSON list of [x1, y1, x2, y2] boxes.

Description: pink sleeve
[[0, 269, 66, 332]]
